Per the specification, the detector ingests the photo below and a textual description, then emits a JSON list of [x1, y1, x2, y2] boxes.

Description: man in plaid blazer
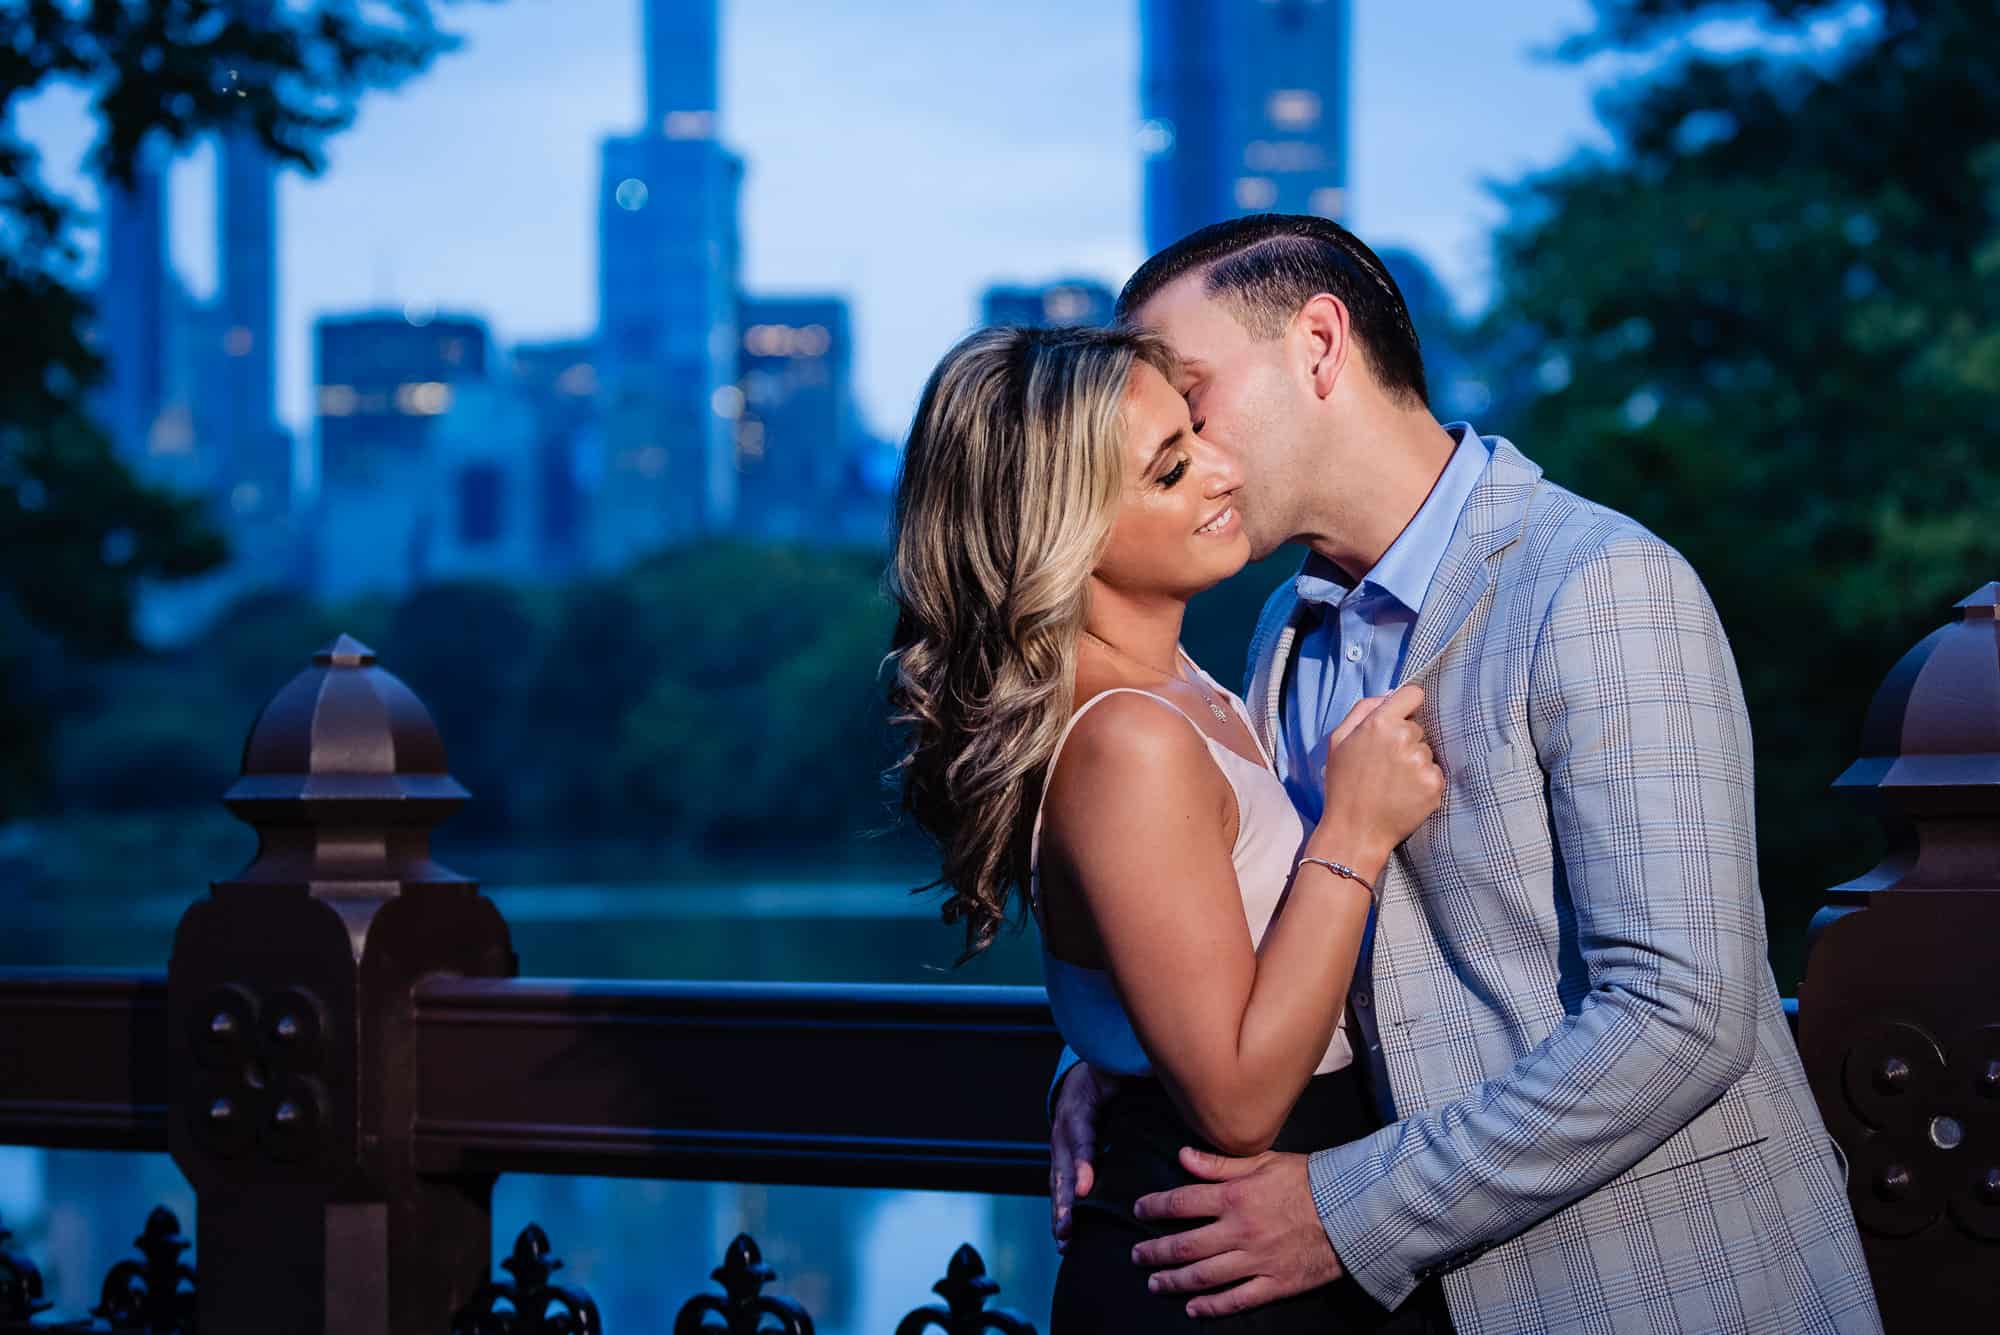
[[1047, 216, 1880, 1332]]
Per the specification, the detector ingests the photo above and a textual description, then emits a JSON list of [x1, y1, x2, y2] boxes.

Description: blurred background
[[1, 0, 1993, 1327]]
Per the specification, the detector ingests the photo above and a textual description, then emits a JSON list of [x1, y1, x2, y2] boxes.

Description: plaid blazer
[[1244, 438, 1881, 1334]]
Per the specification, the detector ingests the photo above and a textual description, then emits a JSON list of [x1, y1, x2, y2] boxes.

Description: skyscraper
[[312, 311, 491, 601], [735, 295, 858, 539], [96, 156, 170, 465], [510, 338, 601, 572], [1139, 0, 1351, 252], [214, 126, 288, 521], [979, 279, 1117, 329], [593, 0, 742, 567]]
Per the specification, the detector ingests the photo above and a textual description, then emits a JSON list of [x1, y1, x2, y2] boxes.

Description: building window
[[1043, 287, 1093, 322], [743, 324, 834, 359], [1267, 89, 1321, 130], [1309, 186, 1346, 219], [458, 463, 503, 546], [662, 110, 715, 140], [1245, 140, 1326, 173], [1234, 177, 1279, 210], [394, 381, 453, 416], [147, 404, 195, 455]]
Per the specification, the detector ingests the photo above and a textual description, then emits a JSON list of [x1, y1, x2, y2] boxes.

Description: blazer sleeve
[[1305, 535, 1765, 1310]]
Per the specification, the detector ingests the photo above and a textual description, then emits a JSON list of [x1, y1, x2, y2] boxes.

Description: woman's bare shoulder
[[1043, 691, 1220, 830]]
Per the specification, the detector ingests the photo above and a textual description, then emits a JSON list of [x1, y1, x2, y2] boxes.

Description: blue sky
[[17, 0, 1622, 442]]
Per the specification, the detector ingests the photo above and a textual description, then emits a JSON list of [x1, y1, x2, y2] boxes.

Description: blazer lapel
[[1245, 572, 1309, 760], [1394, 440, 1544, 687]]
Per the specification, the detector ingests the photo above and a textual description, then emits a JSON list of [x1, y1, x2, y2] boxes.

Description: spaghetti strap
[[1176, 645, 1273, 769], [1026, 688, 1212, 915]]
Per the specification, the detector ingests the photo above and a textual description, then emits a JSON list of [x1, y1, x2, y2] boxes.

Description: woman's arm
[[1040, 687, 1433, 1156]]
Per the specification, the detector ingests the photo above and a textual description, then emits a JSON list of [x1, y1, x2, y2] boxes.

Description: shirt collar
[[1293, 423, 1491, 614]]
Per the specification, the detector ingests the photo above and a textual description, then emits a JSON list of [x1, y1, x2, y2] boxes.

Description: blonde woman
[[885, 324, 1442, 1331]]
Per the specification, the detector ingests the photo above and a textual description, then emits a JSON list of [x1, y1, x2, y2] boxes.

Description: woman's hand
[[1315, 683, 1443, 863]]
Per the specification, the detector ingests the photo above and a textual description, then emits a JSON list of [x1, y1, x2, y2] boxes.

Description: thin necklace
[[1081, 629, 1232, 726]]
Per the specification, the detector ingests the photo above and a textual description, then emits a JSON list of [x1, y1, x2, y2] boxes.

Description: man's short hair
[[1116, 214, 1429, 409]]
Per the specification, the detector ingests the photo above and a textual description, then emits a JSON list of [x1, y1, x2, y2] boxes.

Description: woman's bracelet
[[1295, 855, 1379, 905]]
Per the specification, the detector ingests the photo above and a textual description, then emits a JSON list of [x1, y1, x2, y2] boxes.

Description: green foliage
[[1483, 0, 2000, 974], [37, 544, 925, 883], [0, 1, 487, 821]]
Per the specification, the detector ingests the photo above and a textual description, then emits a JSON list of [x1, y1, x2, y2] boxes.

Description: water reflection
[[3, 1153, 1055, 1332]]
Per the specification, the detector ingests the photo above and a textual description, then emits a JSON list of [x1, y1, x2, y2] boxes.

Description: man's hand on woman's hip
[[1132, 1147, 1344, 1319]]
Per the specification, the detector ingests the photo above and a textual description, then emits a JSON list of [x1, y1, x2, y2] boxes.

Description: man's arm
[[1309, 536, 1764, 1310]]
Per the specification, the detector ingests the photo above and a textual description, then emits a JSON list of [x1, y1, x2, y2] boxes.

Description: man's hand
[[1131, 1147, 1344, 1319], [1050, 1060, 1119, 1248]]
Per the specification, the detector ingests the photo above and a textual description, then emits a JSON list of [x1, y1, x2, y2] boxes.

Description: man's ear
[[1295, 293, 1351, 400]]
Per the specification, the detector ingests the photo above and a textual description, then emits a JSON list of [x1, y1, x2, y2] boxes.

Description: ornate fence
[[0, 588, 1995, 1332]]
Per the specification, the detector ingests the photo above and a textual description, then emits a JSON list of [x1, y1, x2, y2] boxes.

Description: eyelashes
[[1158, 420, 1204, 489]]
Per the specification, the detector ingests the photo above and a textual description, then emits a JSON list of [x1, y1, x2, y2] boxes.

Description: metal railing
[[1, 585, 1997, 1331]]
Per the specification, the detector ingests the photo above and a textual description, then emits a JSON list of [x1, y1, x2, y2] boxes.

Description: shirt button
[[1354, 990, 1372, 1008], [1344, 644, 1364, 663]]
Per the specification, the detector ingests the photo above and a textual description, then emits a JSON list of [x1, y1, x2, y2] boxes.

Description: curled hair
[[885, 324, 1176, 959]]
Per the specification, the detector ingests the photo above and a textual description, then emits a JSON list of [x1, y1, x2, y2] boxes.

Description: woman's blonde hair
[[885, 324, 1177, 960]]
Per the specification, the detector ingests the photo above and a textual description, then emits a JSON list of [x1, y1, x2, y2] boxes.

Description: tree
[[1, 1, 489, 820], [1482, 0, 2000, 979]]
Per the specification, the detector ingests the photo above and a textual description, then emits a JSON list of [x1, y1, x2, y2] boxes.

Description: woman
[[885, 325, 1442, 1331]]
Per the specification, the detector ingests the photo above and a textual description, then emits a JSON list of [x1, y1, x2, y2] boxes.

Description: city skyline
[[15, 0, 1613, 458]]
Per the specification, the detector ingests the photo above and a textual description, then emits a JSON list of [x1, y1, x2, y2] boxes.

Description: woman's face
[[1092, 360, 1250, 600]]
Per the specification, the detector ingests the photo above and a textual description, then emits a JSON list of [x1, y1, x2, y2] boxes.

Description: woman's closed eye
[[1159, 457, 1189, 488]]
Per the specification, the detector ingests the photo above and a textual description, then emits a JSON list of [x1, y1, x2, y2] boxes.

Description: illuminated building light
[[1234, 176, 1279, 209], [394, 381, 453, 416], [663, 110, 716, 140], [1267, 89, 1321, 130]]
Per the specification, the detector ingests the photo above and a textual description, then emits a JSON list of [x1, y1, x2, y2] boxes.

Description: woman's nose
[[1203, 448, 1243, 497]]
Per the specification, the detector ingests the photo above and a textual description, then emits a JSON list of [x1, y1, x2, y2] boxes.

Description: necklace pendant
[[1206, 699, 1230, 724]]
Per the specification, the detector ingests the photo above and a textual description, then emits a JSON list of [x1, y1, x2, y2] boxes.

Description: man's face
[[1129, 273, 1306, 560]]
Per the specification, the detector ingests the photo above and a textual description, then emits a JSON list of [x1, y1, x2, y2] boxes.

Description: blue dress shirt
[[1277, 424, 1491, 822]]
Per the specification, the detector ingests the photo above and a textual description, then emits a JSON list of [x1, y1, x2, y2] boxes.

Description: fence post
[[166, 634, 516, 1333], [1796, 584, 2000, 1328]]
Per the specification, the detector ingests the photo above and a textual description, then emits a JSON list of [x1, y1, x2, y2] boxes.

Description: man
[[1047, 214, 1880, 1333]]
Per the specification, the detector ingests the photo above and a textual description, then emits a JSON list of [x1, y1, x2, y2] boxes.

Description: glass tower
[[593, 0, 741, 566], [215, 126, 286, 520], [97, 157, 170, 465], [1140, 0, 1351, 252]]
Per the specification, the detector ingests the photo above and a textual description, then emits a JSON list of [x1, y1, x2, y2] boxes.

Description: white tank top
[[1026, 651, 1355, 1077]]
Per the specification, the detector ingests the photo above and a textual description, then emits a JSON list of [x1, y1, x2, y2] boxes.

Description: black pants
[[1051, 1065, 1453, 1333]]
